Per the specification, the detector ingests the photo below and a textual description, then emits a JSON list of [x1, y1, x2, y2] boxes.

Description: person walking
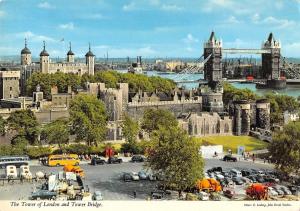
[[133, 191, 137, 199]]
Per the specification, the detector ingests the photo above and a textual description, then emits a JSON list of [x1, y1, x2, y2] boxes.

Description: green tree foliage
[[26, 72, 80, 99], [26, 71, 176, 99], [147, 126, 204, 193], [27, 146, 52, 159], [268, 121, 300, 176], [0, 116, 6, 136], [41, 119, 70, 150], [141, 109, 178, 133], [265, 93, 300, 124], [222, 82, 257, 106], [121, 114, 139, 144], [7, 110, 39, 145], [69, 94, 107, 146]]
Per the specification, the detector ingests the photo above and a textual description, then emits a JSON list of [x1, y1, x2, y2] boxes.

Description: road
[[0, 158, 274, 200]]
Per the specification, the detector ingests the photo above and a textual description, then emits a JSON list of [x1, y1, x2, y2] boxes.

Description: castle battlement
[[128, 99, 202, 107]]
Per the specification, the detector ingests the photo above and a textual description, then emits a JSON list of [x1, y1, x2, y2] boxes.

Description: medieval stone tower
[[233, 100, 251, 135], [67, 42, 75, 63], [85, 43, 95, 76], [204, 31, 223, 89], [256, 99, 270, 130], [40, 41, 50, 73], [21, 39, 32, 65]]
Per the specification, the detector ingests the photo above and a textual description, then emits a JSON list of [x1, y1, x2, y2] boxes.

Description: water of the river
[[119, 70, 300, 98]]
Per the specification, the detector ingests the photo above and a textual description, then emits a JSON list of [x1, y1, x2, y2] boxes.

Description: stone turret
[[233, 100, 251, 135], [21, 38, 32, 65], [85, 43, 95, 76], [40, 41, 50, 73], [67, 42, 75, 63], [256, 99, 270, 130]]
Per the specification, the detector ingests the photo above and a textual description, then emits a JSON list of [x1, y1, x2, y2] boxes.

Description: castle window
[[10, 87, 12, 91]]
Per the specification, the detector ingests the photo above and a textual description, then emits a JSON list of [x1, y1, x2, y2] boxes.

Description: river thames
[[144, 71, 300, 98]]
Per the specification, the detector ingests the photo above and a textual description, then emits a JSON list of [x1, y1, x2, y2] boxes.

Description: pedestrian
[[263, 158, 266, 163], [133, 191, 137, 199]]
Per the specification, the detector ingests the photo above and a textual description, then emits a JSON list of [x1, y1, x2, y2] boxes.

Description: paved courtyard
[[0, 158, 274, 200]]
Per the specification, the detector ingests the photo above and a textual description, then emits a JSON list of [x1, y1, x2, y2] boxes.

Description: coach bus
[[0, 155, 30, 168]]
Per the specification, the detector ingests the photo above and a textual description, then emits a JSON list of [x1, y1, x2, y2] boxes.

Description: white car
[[148, 173, 157, 181], [216, 174, 224, 180], [130, 172, 140, 181], [198, 191, 209, 201], [92, 191, 103, 200], [268, 187, 278, 196]]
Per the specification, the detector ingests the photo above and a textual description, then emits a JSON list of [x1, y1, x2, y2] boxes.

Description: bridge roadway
[[175, 78, 300, 84]]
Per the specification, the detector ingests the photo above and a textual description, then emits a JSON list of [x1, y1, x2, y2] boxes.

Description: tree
[[41, 119, 70, 151], [121, 114, 139, 144], [141, 109, 178, 133], [268, 121, 300, 176], [69, 94, 107, 146], [0, 116, 6, 136], [147, 126, 204, 194], [7, 110, 39, 145]]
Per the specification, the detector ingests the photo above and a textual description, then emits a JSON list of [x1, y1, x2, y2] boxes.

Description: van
[[230, 169, 242, 177], [48, 154, 80, 167]]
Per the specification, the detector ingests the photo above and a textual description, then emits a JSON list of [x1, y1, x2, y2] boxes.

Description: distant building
[[284, 111, 299, 124]]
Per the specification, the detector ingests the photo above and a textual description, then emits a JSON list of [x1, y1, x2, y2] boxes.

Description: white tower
[[40, 41, 50, 73], [21, 38, 32, 65]]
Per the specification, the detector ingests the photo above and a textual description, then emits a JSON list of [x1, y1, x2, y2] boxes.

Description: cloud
[[83, 13, 105, 20], [123, 2, 136, 11], [161, 4, 183, 11], [59, 22, 75, 30], [15, 31, 56, 43], [94, 45, 157, 57], [37, 2, 55, 9], [183, 34, 199, 44], [0, 10, 5, 18], [253, 16, 296, 29], [283, 42, 300, 57]]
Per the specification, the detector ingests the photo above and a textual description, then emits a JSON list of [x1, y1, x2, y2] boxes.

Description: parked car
[[207, 167, 223, 173], [273, 186, 284, 196], [280, 186, 292, 195], [108, 157, 123, 164], [148, 173, 157, 181], [223, 155, 237, 162], [223, 189, 235, 199], [268, 187, 278, 196], [131, 155, 145, 163], [241, 170, 251, 177], [224, 177, 233, 185], [232, 177, 244, 185], [216, 174, 225, 181], [288, 185, 300, 196], [208, 172, 216, 179], [247, 176, 257, 183], [92, 191, 103, 200], [91, 157, 106, 165], [123, 173, 132, 182], [198, 191, 209, 201], [256, 176, 265, 183], [138, 171, 148, 180], [151, 190, 165, 200], [230, 169, 242, 177], [31, 190, 57, 200], [130, 172, 140, 181]]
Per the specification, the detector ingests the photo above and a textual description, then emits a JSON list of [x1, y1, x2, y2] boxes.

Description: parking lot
[[0, 157, 286, 200]]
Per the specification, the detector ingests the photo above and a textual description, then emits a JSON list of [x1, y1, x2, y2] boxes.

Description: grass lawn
[[195, 136, 268, 153]]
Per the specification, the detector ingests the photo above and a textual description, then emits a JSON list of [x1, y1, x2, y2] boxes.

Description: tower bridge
[[203, 31, 285, 89]]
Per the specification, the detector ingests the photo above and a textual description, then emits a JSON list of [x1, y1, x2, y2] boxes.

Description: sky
[[0, 0, 300, 58]]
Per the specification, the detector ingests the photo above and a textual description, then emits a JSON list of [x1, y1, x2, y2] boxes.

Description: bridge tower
[[262, 33, 286, 89], [204, 31, 223, 89], [201, 32, 223, 112]]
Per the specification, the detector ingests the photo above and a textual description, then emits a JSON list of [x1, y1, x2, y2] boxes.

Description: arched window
[[224, 123, 229, 133]]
